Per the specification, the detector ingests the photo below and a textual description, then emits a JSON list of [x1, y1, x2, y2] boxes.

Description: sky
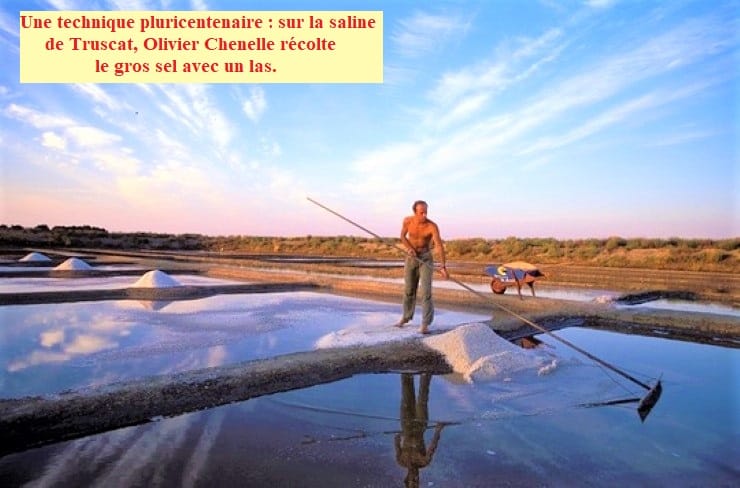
[[0, 0, 737, 239]]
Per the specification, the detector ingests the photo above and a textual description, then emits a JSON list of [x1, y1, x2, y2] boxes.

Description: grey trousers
[[401, 251, 434, 326]]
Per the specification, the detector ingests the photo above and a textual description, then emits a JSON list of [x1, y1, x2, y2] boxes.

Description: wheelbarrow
[[484, 261, 544, 299]]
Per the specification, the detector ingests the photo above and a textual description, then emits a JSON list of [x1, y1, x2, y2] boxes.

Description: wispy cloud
[[425, 28, 564, 128], [3, 1, 735, 238], [430, 28, 563, 103], [126, 162, 229, 213], [7, 102, 141, 176], [41, 131, 67, 150], [182, 84, 233, 151], [5, 103, 76, 129], [5, 102, 141, 178], [147, 84, 233, 152], [0, 9, 17, 37], [242, 87, 267, 123], [392, 11, 471, 58], [347, 141, 430, 207], [648, 128, 720, 147], [350, 11, 734, 202], [153, 128, 189, 158], [435, 92, 491, 129], [106, 0, 155, 10], [155, 86, 200, 133], [521, 80, 717, 155], [513, 14, 733, 137], [585, 0, 618, 8], [66, 125, 121, 147], [90, 149, 140, 176], [72, 84, 127, 112], [46, 0, 84, 10]]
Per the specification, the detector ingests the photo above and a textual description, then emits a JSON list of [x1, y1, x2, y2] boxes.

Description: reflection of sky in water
[[0, 292, 488, 398], [0, 266, 51, 272], [0, 265, 147, 273], [616, 299, 739, 317], [0, 274, 245, 293], [1, 328, 736, 487]]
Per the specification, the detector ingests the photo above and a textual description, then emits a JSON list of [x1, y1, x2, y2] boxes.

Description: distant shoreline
[[1, 224, 737, 274]]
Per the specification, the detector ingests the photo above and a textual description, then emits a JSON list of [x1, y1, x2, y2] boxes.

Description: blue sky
[[1, 0, 737, 239]]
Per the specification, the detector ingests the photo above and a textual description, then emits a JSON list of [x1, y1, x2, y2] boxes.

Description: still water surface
[[0, 295, 737, 486], [0, 293, 486, 398], [0, 333, 736, 487]]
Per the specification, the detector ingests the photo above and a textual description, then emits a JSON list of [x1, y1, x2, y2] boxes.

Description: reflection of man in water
[[395, 373, 445, 488]]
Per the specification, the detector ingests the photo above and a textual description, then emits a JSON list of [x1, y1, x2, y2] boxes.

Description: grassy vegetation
[[1, 224, 737, 273]]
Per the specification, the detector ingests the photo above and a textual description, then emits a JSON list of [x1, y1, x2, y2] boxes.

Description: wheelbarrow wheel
[[490, 279, 506, 295]]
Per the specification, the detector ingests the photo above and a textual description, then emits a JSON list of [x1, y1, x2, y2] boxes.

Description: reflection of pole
[[395, 373, 444, 488]]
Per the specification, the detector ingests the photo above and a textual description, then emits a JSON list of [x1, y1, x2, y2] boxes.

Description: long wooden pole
[[307, 197, 655, 391]]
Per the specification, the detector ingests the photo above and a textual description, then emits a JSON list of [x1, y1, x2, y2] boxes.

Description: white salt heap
[[19, 252, 51, 262], [593, 295, 614, 304], [54, 257, 93, 270], [422, 322, 554, 382], [314, 321, 420, 349], [131, 270, 182, 288]]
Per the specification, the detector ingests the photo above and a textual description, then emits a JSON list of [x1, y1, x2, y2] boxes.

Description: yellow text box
[[20, 11, 383, 83]]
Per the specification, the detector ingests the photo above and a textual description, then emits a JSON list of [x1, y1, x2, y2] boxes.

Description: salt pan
[[131, 270, 182, 288]]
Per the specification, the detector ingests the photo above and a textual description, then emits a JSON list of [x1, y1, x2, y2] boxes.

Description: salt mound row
[[422, 323, 555, 383], [19, 252, 51, 262], [131, 270, 182, 288], [54, 257, 93, 270]]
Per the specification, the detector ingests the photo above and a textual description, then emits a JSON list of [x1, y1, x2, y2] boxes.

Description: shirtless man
[[396, 200, 449, 334]]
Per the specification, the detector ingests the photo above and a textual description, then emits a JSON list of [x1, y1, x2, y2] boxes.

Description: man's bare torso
[[403, 216, 438, 251]]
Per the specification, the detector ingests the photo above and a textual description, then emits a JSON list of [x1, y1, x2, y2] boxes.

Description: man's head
[[412, 200, 428, 222]]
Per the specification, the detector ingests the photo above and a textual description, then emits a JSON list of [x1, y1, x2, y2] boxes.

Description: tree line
[[1, 224, 737, 272]]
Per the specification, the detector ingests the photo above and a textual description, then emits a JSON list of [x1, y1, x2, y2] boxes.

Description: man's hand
[[438, 265, 449, 279]]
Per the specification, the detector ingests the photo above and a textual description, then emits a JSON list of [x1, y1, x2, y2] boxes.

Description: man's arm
[[431, 223, 449, 278], [400, 217, 416, 256]]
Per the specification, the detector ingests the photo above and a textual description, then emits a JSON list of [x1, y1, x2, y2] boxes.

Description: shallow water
[[615, 298, 740, 317], [0, 292, 488, 398], [0, 274, 242, 293], [1, 276, 737, 486], [0, 266, 50, 272], [0, 264, 144, 272], [1, 328, 736, 487]]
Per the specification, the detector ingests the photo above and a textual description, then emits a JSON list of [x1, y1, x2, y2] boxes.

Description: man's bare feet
[[395, 319, 410, 328], [419, 325, 430, 334]]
